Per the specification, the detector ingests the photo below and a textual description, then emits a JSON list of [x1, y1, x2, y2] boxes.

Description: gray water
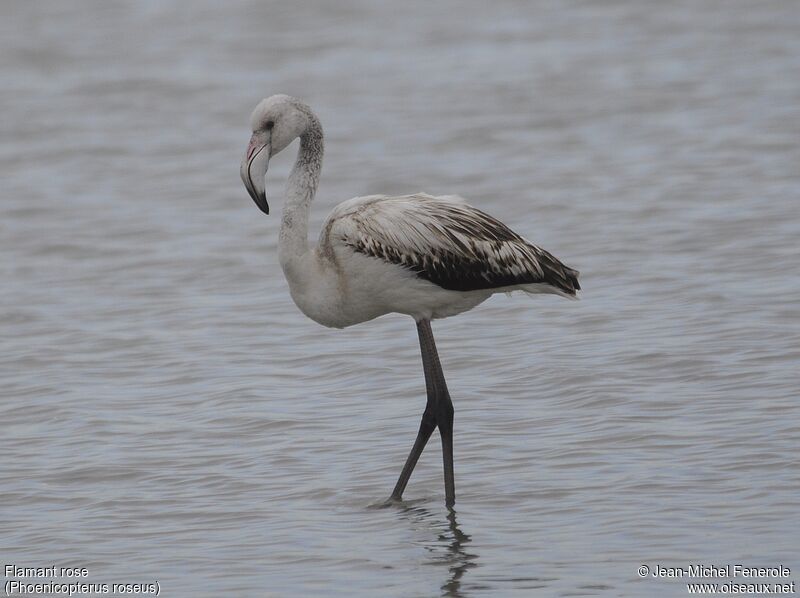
[[2, 1, 799, 596]]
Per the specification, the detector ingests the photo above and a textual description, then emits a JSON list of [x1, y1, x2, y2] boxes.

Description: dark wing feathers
[[331, 194, 580, 295]]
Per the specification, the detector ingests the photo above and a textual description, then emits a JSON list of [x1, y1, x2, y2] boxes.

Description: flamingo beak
[[241, 132, 271, 215]]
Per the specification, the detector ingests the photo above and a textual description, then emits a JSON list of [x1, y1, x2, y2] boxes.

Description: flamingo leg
[[391, 319, 456, 507]]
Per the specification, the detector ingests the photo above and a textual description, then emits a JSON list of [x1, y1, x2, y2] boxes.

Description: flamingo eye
[[265, 120, 274, 130]]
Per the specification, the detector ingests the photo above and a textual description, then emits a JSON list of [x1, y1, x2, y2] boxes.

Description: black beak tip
[[255, 193, 269, 215], [246, 186, 270, 215]]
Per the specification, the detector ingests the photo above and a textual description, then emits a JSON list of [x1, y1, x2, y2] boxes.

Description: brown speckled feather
[[325, 193, 580, 295]]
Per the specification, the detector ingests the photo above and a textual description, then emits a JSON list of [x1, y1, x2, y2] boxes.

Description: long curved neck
[[278, 116, 323, 274]]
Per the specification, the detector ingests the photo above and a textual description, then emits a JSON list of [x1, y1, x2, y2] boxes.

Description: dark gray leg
[[391, 319, 456, 507]]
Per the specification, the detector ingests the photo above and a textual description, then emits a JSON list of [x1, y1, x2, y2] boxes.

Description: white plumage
[[306, 192, 579, 328], [240, 95, 580, 506]]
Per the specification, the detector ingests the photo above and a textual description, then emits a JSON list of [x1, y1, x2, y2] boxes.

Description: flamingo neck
[[278, 118, 323, 275]]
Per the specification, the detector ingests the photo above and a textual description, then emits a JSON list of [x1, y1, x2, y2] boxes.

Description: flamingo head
[[240, 94, 316, 215]]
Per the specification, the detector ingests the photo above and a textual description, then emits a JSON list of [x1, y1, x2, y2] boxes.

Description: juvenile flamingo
[[240, 95, 580, 507]]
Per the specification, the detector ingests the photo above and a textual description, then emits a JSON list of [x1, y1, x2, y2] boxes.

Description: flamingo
[[240, 95, 580, 507]]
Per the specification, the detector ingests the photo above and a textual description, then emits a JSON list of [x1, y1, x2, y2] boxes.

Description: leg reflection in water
[[394, 504, 479, 597]]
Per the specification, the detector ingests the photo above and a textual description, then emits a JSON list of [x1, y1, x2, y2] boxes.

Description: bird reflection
[[391, 503, 479, 597]]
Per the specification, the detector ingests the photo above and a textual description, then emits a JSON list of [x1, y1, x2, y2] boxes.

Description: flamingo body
[[291, 192, 579, 328]]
